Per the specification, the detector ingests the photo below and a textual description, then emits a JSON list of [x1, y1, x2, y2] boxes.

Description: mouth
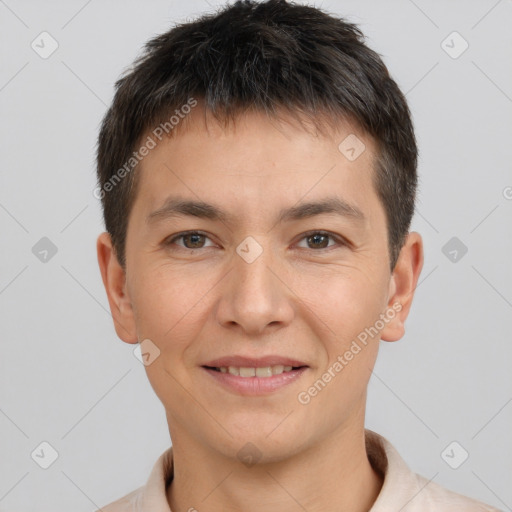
[[201, 360, 309, 395], [203, 364, 306, 377]]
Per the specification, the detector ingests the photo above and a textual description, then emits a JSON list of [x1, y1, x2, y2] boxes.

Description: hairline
[[119, 103, 395, 270]]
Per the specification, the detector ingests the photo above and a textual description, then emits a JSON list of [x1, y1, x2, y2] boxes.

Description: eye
[[165, 231, 215, 250], [164, 230, 347, 252], [295, 230, 346, 250]]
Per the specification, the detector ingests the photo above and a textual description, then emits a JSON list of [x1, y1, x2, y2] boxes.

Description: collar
[[131, 429, 495, 511]]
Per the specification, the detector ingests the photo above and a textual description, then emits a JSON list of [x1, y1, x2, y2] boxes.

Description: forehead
[[130, 107, 382, 229]]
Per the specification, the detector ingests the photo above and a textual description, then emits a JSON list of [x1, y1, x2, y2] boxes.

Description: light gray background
[[1, 1, 511, 511]]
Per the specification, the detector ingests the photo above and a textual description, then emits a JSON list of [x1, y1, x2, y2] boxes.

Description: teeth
[[240, 367, 256, 377], [272, 365, 284, 374], [216, 365, 299, 377], [256, 366, 272, 377]]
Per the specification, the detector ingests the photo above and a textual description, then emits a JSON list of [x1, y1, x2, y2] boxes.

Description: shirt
[[97, 429, 501, 511]]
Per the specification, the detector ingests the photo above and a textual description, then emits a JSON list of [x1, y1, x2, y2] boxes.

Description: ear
[[96, 232, 138, 344], [380, 231, 424, 342]]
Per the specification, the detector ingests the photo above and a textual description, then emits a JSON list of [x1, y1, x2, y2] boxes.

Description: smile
[[207, 365, 300, 377], [201, 365, 309, 395]]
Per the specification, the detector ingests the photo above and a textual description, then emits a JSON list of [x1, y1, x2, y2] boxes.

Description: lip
[[202, 366, 309, 395], [202, 355, 308, 368]]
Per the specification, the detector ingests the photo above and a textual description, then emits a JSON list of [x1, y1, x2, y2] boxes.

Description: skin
[[97, 106, 423, 512]]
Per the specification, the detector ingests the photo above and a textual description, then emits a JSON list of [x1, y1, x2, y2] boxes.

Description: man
[[95, 0, 500, 510]]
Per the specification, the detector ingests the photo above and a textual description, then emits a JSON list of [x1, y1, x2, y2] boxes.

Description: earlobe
[[380, 232, 424, 342], [96, 232, 138, 344]]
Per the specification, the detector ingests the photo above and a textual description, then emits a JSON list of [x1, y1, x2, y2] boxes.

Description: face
[[97, 107, 423, 463]]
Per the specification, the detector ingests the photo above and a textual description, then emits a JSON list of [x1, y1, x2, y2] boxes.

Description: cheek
[[300, 276, 383, 417], [133, 268, 211, 407], [130, 266, 210, 348], [305, 268, 387, 389], [310, 268, 387, 337]]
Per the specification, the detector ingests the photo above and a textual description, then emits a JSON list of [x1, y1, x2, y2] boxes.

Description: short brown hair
[[96, 0, 418, 271]]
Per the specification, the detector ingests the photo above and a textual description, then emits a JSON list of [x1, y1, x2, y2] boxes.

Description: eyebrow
[[146, 196, 365, 226]]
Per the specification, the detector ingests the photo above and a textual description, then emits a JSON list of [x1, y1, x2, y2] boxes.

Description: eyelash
[[165, 230, 347, 252]]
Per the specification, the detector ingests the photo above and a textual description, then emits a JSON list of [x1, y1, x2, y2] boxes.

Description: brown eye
[[296, 231, 344, 250], [181, 233, 205, 248], [306, 233, 330, 249], [166, 231, 214, 250]]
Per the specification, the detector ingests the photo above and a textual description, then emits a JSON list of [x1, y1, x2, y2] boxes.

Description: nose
[[215, 238, 295, 336]]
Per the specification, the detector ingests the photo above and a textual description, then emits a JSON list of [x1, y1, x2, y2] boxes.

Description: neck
[[166, 422, 383, 512]]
